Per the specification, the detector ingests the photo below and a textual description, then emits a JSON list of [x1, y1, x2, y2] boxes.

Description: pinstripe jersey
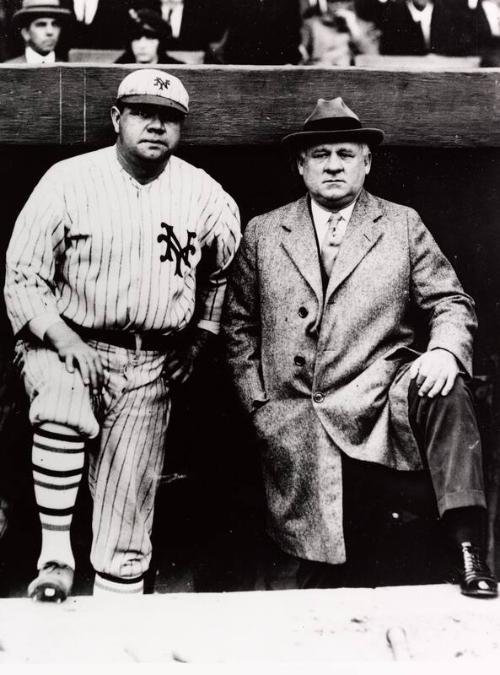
[[5, 146, 241, 337]]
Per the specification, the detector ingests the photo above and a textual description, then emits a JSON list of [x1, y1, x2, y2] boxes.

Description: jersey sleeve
[[195, 179, 241, 333], [4, 167, 67, 336]]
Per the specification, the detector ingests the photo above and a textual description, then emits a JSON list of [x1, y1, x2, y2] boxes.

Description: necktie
[[162, 1, 181, 22], [321, 213, 343, 277]]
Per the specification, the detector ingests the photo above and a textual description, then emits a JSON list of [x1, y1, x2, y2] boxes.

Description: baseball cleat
[[28, 562, 74, 603]]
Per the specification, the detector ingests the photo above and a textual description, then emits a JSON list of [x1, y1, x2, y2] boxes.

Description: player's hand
[[162, 351, 195, 385], [409, 348, 459, 398], [162, 327, 215, 385], [44, 322, 104, 392]]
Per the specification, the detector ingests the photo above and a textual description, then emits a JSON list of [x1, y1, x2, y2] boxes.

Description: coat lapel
[[280, 196, 323, 307], [325, 190, 384, 303]]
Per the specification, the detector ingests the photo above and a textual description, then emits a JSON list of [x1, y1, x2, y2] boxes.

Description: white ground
[[0, 584, 499, 665]]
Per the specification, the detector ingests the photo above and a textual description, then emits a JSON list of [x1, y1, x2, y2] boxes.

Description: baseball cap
[[116, 69, 189, 115]]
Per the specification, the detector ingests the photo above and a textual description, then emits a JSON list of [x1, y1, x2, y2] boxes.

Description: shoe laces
[[461, 542, 491, 581]]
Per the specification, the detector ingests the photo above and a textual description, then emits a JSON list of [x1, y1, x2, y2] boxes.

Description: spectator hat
[[282, 98, 384, 148], [116, 69, 189, 115], [12, 0, 72, 28], [126, 8, 172, 42]]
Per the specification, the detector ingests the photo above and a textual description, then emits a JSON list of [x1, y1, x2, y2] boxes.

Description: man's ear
[[110, 106, 121, 134], [20, 27, 29, 45], [296, 152, 305, 177], [364, 149, 372, 176]]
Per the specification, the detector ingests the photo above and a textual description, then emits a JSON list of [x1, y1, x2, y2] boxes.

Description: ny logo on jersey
[[158, 223, 196, 277], [153, 77, 171, 92]]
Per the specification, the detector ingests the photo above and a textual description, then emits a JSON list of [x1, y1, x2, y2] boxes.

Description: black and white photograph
[[0, 0, 500, 667]]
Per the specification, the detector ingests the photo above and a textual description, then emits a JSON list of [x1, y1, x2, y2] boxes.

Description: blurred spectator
[[5, 0, 72, 63], [69, 0, 130, 49], [455, 0, 500, 61], [479, 0, 500, 66], [379, 0, 470, 56], [115, 7, 183, 63], [217, 0, 302, 65], [300, 0, 315, 13], [478, 0, 500, 38], [316, 0, 393, 25], [355, 0, 393, 24], [158, 0, 227, 56], [0, 1, 8, 61], [481, 41, 500, 64], [300, 0, 380, 65]]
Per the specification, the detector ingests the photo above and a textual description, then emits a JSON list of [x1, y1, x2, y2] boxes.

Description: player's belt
[[67, 322, 173, 352]]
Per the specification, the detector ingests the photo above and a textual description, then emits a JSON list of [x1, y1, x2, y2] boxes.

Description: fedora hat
[[282, 97, 384, 148], [12, 0, 72, 29]]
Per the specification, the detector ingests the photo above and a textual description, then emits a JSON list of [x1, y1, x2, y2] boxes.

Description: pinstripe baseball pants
[[16, 338, 171, 580]]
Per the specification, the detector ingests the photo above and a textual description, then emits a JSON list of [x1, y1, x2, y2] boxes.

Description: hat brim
[[117, 94, 188, 115], [13, 8, 72, 28], [282, 128, 384, 148], [126, 25, 171, 41], [126, 10, 171, 41]]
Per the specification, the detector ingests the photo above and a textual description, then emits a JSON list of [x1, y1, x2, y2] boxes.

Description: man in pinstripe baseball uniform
[[4, 68, 241, 601]]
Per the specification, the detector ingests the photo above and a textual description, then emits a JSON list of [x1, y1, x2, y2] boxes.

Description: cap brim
[[282, 128, 385, 148], [118, 94, 188, 115]]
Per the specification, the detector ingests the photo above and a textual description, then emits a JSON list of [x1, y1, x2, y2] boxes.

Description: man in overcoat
[[222, 97, 497, 598]]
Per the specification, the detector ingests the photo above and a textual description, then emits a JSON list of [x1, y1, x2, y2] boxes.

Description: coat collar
[[280, 195, 323, 307], [280, 189, 385, 305]]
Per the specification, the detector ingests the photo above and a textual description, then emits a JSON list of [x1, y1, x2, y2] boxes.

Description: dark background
[[1, 143, 499, 596]]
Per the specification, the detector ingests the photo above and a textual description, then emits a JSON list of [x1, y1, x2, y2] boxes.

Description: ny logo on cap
[[153, 76, 171, 92]]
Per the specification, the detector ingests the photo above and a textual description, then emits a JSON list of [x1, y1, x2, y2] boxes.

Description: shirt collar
[[406, 1, 433, 22], [482, 2, 500, 34], [113, 144, 170, 189], [25, 46, 56, 64], [73, 0, 99, 24], [310, 196, 358, 229]]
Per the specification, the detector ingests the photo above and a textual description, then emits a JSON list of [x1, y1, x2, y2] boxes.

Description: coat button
[[294, 355, 305, 366], [298, 306, 308, 318], [313, 392, 324, 403]]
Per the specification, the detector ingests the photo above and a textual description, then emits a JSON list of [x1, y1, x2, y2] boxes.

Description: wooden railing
[[0, 64, 499, 147]]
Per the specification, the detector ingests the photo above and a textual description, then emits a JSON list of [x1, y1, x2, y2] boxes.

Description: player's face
[[297, 141, 371, 210], [131, 35, 160, 64], [111, 104, 183, 165], [22, 17, 61, 55]]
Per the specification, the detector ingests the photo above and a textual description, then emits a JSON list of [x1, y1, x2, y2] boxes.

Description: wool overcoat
[[222, 189, 477, 564]]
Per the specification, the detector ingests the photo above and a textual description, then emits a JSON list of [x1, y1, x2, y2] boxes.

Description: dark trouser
[[255, 375, 486, 590], [344, 375, 486, 519], [408, 375, 485, 514]]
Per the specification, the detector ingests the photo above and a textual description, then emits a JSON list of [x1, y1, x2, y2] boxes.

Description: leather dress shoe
[[28, 561, 74, 602], [459, 542, 497, 599]]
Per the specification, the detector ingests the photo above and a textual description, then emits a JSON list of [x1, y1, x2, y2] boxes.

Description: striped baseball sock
[[32, 423, 85, 571], [93, 572, 144, 597]]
